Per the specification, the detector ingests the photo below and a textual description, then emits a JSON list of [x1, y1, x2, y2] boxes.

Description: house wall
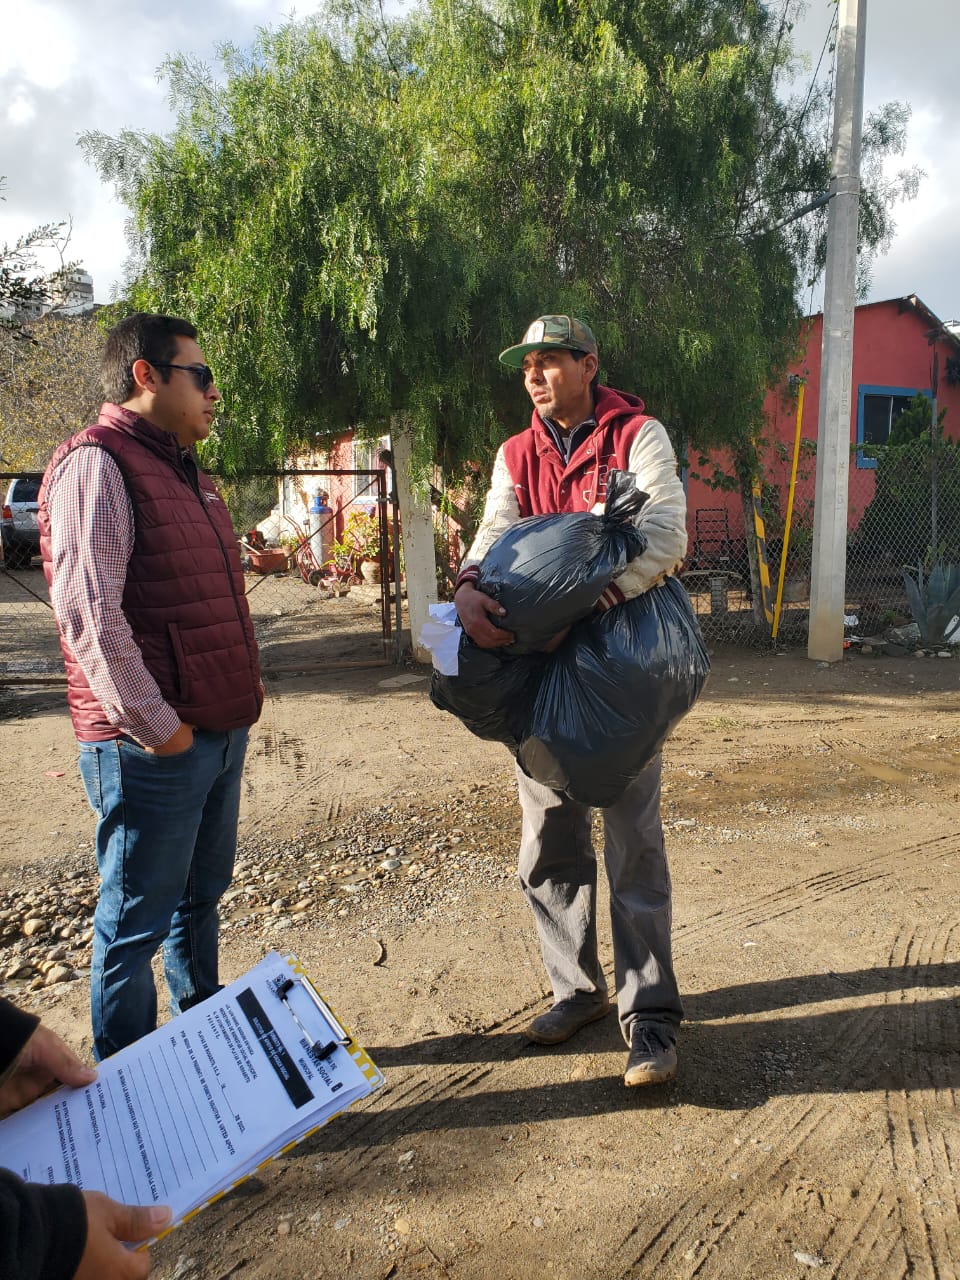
[[683, 298, 960, 556]]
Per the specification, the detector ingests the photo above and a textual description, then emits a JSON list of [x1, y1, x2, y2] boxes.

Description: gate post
[[390, 428, 438, 663]]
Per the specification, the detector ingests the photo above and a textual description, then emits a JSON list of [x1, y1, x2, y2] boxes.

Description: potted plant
[[333, 510, 382, 583]]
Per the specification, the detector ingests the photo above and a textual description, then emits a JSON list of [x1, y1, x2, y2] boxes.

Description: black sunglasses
[[152, 362, 216, 391]]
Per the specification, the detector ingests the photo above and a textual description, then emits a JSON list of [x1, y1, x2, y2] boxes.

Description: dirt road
[[2, 648, 959, 1279]]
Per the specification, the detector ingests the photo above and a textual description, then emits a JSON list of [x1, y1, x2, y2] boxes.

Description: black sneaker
[[524, 997, 611, 1045], [624, 1023, 678, 1087]]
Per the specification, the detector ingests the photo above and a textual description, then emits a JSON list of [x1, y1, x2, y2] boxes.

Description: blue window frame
[[855, 385, 930, 469]]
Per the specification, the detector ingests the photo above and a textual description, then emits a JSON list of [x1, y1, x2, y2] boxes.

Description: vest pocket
[[167, 622, 191, 701]]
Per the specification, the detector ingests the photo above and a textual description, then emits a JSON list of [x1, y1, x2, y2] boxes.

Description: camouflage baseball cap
[[499, 315, 598, 368]]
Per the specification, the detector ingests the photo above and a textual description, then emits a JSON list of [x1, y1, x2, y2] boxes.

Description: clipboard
[[0, 951, 384, 1239]]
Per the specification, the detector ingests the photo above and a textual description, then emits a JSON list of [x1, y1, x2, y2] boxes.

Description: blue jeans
[[78, 727, 249, 1060]]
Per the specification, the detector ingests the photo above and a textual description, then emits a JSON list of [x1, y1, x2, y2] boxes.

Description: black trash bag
[[474, 470, 649, 654], [429, 630, 546, 750], [517, 576, 710, 807]]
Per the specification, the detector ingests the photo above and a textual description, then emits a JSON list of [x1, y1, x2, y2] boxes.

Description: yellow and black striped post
[[772, 379, 805, 640], [750, 475, 774, 628]]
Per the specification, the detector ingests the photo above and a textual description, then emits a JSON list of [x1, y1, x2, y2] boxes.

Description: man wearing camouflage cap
[[454, 315, 688, 1087]]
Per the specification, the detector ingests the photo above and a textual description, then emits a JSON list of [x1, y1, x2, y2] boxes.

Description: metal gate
[[0, 468, 398, 683]]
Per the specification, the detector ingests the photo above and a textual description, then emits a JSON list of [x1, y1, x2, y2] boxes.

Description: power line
[[802, 3, 839, 319], [794, 3, 840, 141]]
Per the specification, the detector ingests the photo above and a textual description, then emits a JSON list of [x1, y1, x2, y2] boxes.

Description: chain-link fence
[[0, 468, 400, 682], [679, 494, 815, 649], [7, 439, 951, 670], [845, 407, 960, 650], [682, 404, 960, 651]]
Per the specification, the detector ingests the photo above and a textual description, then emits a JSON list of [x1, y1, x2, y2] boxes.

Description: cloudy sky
[[2, 0, 956, 321]]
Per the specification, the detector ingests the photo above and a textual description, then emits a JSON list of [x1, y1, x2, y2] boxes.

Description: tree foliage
[[80, 0, 918, 481], [0, 315, 104, 469]]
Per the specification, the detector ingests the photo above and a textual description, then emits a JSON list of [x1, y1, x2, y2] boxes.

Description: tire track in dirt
[[610, 919, 960, 1280], [247, 836, 960, 1280], [867, 922, 960, 1280], [797, 921, 960, 1280], [246, 703, 347, 827], [275, 841, 946, 1268], [181, 1007, 544, 1259], [614, 1102, 837, 1277], [311, 1003, 539, 1156], [675, 832, 960, 954], [675, 866, 894, 952], [811, 1180, 903, 1280], [196, 825, 960, 1275], [216, 839, 957, 1280], [304, 824, 957, 1274], [610, 1000, 889, 1278]]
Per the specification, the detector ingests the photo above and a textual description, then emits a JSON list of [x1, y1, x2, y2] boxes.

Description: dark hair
[[101, 313, 198, 404], [569, 346, 600, 392]]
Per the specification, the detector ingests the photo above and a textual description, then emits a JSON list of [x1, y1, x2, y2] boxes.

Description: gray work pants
[[515, 756, 682, 1043]]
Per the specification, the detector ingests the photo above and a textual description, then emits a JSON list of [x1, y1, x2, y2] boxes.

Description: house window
[[855, 385, 929, 469], [350, 436, 390, 504]]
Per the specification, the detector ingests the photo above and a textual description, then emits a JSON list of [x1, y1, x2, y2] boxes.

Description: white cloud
[[6, 94, 36, 126], [0, 3, 83, 88], [884, 107, 956, 230]]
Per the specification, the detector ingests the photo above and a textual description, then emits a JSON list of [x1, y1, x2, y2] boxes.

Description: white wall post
[[390, 427, 438, 664]]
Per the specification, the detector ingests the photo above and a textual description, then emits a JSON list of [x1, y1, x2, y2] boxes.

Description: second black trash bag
[[474, 470, 648, 654], [517, 576, 710, 807], [429, 630, 546, 750]]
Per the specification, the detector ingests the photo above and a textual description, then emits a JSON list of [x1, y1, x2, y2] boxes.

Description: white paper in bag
[[418, 603, 462, 675]]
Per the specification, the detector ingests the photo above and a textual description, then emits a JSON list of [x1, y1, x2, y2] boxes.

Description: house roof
[[806, 294, 960, 354], [894, 294, 960, 354]]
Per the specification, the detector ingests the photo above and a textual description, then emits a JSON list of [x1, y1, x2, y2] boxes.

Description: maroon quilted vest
[[39, 404, 263, 740]]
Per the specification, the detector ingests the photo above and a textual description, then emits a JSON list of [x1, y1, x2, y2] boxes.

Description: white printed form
[[0, 953, 379, 1222]]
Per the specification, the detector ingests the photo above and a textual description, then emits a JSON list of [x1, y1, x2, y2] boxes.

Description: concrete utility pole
[[807, 0, 867, 662]]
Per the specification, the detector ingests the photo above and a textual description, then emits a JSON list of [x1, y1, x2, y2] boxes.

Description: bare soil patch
[[2, 646, 960, 1279]]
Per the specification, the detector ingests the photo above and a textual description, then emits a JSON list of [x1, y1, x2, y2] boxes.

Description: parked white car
[[1, 476, 41, 569]]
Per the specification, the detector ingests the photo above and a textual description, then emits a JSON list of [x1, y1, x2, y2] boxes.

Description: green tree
[[0, 314, 104, 469], [0, 178, 81, 344], [79, 0, 916, 494]]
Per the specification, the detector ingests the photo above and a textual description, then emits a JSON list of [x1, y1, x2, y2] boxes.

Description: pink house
[[684, 295, 960, 565]]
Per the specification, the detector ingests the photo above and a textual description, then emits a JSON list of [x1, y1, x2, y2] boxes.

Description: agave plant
[[902, 561, 960, 645]]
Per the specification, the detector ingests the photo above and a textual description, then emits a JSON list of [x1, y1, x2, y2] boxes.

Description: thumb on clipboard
[[76, 1194, 171, 1278]]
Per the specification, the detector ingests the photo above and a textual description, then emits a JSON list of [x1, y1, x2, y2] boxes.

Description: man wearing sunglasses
[[38, 313, 263, 1060]]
